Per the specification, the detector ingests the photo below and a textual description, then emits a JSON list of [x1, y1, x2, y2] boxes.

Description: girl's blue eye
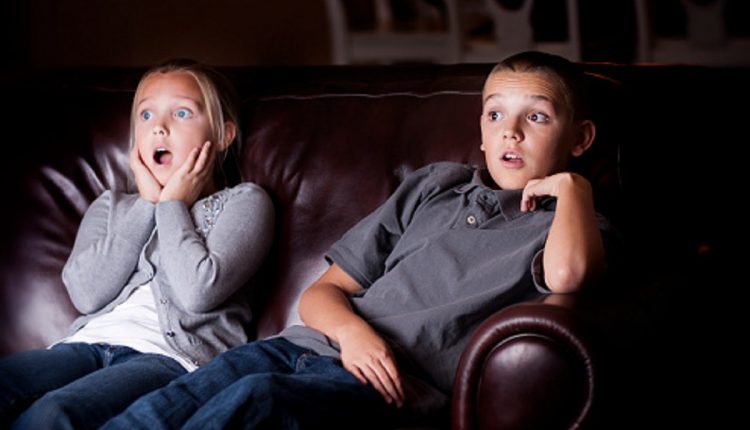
[[140, 111, 152, 120], [489, 111, 502, 121], [529, 112, 550, 123], [175, 108, 192, 119]]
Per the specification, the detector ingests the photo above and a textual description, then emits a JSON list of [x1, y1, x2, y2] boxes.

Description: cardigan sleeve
[[155, 183, 274, 313], [62, 191, 156, 314]]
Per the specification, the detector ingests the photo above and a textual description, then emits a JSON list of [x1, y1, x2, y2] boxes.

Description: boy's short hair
[[488, 51, 591, 121]]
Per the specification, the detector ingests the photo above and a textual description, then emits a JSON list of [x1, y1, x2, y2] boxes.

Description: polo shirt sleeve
[[531, 212, 621, 293], [326, 163, 471, 289]]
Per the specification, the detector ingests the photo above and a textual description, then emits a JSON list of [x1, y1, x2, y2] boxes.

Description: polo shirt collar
[[455, 167, 556, 220]]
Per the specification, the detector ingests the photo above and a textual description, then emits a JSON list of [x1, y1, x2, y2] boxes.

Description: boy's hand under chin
[[130, 146, 162, 203], [520, 172, 591, 212], [160, 141, 214, 206]]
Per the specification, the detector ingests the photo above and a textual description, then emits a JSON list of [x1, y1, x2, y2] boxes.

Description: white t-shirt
[[63, 282, 197, 372]]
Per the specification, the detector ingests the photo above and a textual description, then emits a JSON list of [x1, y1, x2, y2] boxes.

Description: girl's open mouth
[[153, 148, 173, 165]]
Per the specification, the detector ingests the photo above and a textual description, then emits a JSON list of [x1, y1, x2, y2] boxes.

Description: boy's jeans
[[102, 337, 401, 430], [0, 342, 186, 430]]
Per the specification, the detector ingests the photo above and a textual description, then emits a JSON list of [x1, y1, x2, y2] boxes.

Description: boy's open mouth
[[502, 152, 523, 163], [153, 148, 173, 165]]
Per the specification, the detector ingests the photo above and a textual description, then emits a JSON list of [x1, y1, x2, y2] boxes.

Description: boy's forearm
[[543, 174, 605, 293], [299, 275, 405, 406], [299, 279, 372, 344]]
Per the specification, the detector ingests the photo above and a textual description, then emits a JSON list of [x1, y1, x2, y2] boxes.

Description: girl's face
[[133, 71, 213, 186], [480, 70, 587, 190]]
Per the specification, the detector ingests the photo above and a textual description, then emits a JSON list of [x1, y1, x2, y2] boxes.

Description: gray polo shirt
[[282, 161, 612, 414]]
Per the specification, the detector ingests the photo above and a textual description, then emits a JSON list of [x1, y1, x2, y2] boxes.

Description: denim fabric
[[0, 342, 186, 430], [102, 338, 402, 430]]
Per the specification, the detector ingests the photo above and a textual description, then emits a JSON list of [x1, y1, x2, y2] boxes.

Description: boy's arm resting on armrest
[[523, 173, 606, 293], [299, 263, 405, 407]]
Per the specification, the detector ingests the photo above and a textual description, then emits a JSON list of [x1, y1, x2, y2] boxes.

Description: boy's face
[[133, 71, 213, 186], [480, 70, 586, 190]]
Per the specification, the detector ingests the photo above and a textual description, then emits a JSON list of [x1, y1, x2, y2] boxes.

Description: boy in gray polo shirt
[[104, 51, 614, 429]]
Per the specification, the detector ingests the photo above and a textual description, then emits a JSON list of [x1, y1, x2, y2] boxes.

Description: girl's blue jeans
[[0, 342, 186, 430], [101, 337, 402, 430]]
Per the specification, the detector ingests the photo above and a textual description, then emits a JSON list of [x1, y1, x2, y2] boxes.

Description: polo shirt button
[[467, 215, 477, 225], [166, 331, 175, 337]]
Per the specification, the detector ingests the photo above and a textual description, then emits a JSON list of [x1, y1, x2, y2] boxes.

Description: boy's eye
[[489, 111, 503, 121], [528, 112, 550, 123], [140, 110, 152, 121], [175, 108, 192, 119]]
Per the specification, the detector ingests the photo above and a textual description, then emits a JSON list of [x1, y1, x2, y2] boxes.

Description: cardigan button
[[466, 215, 477, 225], [166, 331, 175, 337], [160, 298, 168, 304]]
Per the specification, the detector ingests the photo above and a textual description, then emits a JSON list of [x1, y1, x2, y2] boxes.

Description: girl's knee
[[0, 375, 39, 427], [12, 394, 78, 430]]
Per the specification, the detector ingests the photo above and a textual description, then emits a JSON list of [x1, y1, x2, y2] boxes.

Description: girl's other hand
[[159, 141, 214, 206], [130, 146, 162, 203]]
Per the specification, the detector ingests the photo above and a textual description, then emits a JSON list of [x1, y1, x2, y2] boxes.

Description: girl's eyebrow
[[137, 95, 202, 108]]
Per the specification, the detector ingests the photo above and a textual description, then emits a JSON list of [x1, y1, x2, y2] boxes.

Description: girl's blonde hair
[[130, 59, 242, 187]]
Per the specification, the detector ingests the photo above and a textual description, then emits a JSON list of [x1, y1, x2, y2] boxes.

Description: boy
[[103, 51, 611, 429]]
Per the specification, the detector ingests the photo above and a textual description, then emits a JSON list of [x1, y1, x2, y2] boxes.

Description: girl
[[0, 60, 274, 429]]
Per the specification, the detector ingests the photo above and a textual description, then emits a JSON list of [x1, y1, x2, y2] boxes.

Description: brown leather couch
[[0, 63, 743, 429]]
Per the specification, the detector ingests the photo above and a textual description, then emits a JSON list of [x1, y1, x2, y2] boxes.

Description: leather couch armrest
[[452, 295, 598, 430]]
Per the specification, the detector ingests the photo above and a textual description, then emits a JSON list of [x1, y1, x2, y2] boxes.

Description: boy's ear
[[571, 120, 596, 157], [220, 121, 237, 150]]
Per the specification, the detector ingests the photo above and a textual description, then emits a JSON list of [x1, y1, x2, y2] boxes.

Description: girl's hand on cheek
[[159, 141, 214, 206], [130, 146, 162, 203]]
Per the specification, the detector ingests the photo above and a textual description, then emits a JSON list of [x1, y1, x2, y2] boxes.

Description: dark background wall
[[4, 0, 330, 70], [2, 0, 748, 70]]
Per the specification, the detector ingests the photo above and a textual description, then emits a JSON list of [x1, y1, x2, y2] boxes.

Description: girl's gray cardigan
[[61, 183, 274, 366]]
